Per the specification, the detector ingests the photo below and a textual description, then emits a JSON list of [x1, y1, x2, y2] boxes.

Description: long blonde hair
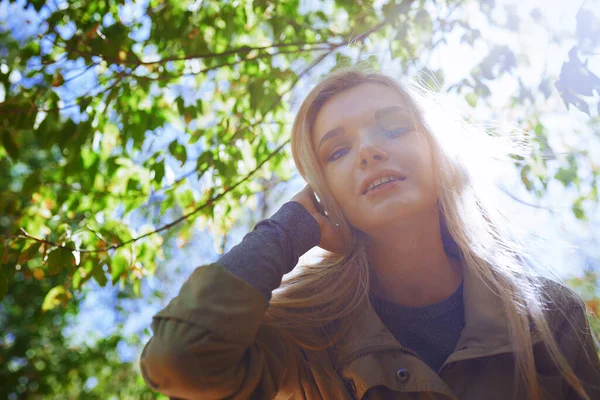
[[263, 67, 592, 399]]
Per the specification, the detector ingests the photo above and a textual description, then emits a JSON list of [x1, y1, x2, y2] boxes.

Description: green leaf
[[1, 131, 19, 160], [465, 92, 479, 107], [92, 262, 108, 287], [572, 197, 587, 221], [0, 269, 8, 301], [42, 285, 70, 311], [18, 242, 41, 265], [133, 279, 141, 297], [111, 252, 128, 284], [168, 140, 187, 167], [555, 161, 578, 187], [0, 239, 6, 265], [72, 259, 94, 290], [152, 161, 165, 183], [46, 248, 76, 276], [22, 173, 42, 195], [72, 259, 94, 289], [572, 202, 585, 220], [72, 268, 83, 290]]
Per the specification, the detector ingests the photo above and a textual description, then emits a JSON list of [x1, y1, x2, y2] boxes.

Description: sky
[[286, 0, 600, 279], [1, 0, 599, 377]]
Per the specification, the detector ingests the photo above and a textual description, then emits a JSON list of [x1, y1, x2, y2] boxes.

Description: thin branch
[[27, 53, 68, 69], [348, 16, 393, 47], [1, 63, 100, 114], [137, 47, 337, 194], [12, 15, 396, 253], [228, 45, 338, 145], [146, 119, 293, 196], [52, 40, 333, 67], [156, 165, 210, 194], [131, 46, 334, 82], [63, 63, 98, 84], [16, 139, 291, 253], [140, 41, 334, 65], [125, 137, 285, 243], [7, 45, 334, 114], [347, 0, 416, 47], [38, 72, 126, 113], [497, 185, 555, 210], [83, 226, 109, 244], [1, 70, 124, 115]]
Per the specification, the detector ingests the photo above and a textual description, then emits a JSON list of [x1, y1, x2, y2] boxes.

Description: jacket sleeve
[[139, 202, 321, 399], [562, 297, 600, 400]]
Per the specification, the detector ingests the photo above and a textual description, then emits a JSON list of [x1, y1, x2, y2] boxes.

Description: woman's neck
[[366, 206, 463, 307]]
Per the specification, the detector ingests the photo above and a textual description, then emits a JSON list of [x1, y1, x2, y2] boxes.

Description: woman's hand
[[290, 184, 345, 254]]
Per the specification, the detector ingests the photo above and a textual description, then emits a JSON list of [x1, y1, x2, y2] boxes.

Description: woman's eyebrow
[[375, 106, 410, 121], [317, 127, 345, 151]]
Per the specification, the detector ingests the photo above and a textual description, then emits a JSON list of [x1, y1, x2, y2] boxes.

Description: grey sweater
[[217, 201, 465, 373]]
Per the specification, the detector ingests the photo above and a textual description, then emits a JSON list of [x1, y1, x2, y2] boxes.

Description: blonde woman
[[140, 69, 600, 399]]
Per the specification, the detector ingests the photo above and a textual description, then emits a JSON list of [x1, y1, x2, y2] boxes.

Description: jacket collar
[[329, 253, 519, 370]]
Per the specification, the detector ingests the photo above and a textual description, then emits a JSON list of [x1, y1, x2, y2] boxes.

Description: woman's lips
[[363, 178, 405, 197]]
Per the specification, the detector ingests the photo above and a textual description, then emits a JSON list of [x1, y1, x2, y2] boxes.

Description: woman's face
[[311, 83, 438, 234]]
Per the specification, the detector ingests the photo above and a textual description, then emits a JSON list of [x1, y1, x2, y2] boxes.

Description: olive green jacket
[[140, 262, 600, 399]]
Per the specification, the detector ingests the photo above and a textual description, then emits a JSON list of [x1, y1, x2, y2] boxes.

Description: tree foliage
[[0, 0, 599, 398]]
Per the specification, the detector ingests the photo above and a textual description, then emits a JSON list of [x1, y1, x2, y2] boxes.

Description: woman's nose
[[359, 140, 388, 167]]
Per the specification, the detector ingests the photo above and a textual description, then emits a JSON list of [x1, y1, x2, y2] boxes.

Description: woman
[[139, 68, 600, 399]]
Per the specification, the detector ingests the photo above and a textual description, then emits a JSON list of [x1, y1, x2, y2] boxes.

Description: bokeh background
[[0, 0, 599, 398]]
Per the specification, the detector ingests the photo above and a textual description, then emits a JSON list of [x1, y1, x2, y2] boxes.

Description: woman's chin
[[355, 204, 435, 232]]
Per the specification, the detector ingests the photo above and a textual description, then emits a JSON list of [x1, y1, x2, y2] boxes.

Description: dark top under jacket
[[218, 201, 466, 372]]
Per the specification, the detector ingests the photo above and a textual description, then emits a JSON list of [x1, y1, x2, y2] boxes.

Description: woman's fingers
[[312, 212, 345, 254], [290, 183, 344, 254]]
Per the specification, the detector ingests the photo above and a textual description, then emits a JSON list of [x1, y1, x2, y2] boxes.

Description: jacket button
[[396, 368, 410, 382]]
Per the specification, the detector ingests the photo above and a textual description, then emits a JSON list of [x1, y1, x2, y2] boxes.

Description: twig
[[131, 46, 333, 82], [12, 14, 398, 252], [63, 63, 98, 84], [15, 139, 291, 253], [140, 41, 334, 65]]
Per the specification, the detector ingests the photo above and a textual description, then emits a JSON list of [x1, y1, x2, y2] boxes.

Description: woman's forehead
[[311, 83, 409, 143]]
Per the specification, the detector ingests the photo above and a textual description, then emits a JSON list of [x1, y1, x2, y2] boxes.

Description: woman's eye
[[384, 127, 409, 137], [328, 148, 349, 162]]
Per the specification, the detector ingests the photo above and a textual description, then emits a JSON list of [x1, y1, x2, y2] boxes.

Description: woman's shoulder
[[536, 276, 589, 330], [538, 276, 584, 308]]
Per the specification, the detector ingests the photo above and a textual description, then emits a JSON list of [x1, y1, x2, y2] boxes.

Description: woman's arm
[[217, 200, 322, 300], [139, 201, 321, 399]]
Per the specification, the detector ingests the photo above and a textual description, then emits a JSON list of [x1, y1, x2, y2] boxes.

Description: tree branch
[[49, 39, 334, 67], [130, 46, 335, 82], [140, 41, 335, 65], [147, 47, 337, 194], [12, 14, 396, 254], [16, 139, 291, 253]]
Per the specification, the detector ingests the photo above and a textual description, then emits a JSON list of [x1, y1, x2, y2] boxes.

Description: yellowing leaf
[[33, 268, 45, 280], [42, 285, 71, 311], [51, 72, 64, 87], [586, 299, 600, 316]]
